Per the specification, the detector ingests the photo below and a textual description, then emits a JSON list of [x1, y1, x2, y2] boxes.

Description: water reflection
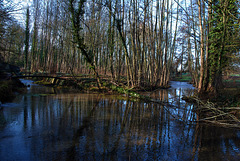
[[0, 81, 239, 161], [149, 81, 196, 122]]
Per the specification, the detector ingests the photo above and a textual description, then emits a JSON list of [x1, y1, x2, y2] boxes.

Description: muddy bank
[[0, 79, 26, 103], [0, 62, 26, 103]]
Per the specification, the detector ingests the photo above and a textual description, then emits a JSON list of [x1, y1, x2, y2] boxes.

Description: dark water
[[0, 80, 239, 161]]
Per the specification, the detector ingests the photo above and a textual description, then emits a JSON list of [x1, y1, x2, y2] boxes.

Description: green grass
[[35, 80, 53, 86], [173, 76, 192, 82], [230, 74, 240, 77], [172, 72, 193, 82], [224, 79, 240, 83]]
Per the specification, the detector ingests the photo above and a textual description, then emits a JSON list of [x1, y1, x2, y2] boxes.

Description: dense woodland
[[0, 0, 239, 93]]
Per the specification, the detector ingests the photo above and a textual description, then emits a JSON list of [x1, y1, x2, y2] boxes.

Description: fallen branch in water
[[203, 120, 240, 128], [189, 96, 240, 128]]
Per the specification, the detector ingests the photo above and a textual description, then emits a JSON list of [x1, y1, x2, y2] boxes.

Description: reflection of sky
[[149, 81, 196, 122], [169, 81, 195, 89]]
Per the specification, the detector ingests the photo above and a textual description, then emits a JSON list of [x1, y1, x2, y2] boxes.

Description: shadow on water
[[0, 80, 239, 161]]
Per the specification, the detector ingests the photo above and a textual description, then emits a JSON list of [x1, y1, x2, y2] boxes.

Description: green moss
[[35, 80, 53, 86], [102, 82, 107, 87], [110, 85, 151, 102]]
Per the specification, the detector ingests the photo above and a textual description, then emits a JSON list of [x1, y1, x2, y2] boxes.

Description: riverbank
[[33, 74, 240, 105], [0, 79, 26, 103], [33, 76, 153, 102], [182, 86, 240, 128], [173, 73, 240, 105], [172, 73, 240, 128]]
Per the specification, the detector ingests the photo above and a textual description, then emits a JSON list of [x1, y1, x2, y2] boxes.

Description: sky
[[4, 0, 30, 24]]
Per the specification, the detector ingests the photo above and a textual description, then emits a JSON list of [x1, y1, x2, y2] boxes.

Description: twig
[[189, 96, 240, 128], [198, 113, 229, 121]]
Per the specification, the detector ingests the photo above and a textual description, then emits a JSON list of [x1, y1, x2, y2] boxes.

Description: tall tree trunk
[[24, 6, 30, 74], [203, 0, 211, 91], [198, 0, 205, 92]]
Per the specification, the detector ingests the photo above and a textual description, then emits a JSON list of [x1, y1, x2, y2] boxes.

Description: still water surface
[[0, 80, 239, 161]]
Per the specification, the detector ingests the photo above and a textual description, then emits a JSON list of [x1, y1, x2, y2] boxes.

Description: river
[[0, 80, 239, 161]]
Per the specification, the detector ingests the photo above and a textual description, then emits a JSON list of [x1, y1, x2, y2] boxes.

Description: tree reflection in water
[[0, 81, 239, 161]]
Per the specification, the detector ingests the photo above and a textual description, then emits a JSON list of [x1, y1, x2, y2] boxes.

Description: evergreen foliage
[[207, 0, 239, 92]]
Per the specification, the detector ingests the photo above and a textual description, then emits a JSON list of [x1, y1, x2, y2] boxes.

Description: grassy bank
[[172, 73, 192, 82], [33, 76, 153, 102]]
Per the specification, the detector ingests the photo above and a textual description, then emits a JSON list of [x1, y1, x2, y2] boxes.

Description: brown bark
[[198, 0, 205, 92]]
